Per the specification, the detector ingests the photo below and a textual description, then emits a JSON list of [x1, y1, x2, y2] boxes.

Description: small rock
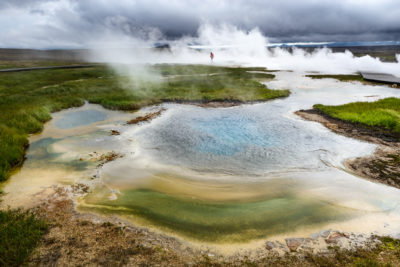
[[265, 241, 276, 250], [311, 233, 320, 239], [320, 230, 331, 238], [325, 232, 345, 244], [110, 130, 120, 135], [285, 238, 305, 252], [277, 241, 286, 248]]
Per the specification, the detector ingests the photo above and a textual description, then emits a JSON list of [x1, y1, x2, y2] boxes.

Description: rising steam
[[88, 23, 400, 80]]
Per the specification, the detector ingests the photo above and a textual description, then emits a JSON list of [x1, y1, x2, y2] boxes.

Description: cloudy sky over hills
[[1, 0, 400, 48]]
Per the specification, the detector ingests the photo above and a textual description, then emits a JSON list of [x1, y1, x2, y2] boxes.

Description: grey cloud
[[0, 0, 400, 48], [0, 0, 54, 9]]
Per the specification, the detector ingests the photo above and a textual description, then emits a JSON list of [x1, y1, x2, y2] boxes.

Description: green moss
[[306, 74, 365, 83], [314, 97, 400, 138], [381, 236, 400, 252]]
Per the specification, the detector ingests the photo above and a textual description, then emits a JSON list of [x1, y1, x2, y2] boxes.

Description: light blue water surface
[[54, 110, 107, 129]]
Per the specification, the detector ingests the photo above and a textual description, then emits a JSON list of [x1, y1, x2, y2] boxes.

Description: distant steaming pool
[[3, 71, 400, 243]]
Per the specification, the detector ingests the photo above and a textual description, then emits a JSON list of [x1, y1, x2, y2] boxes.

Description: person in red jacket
[[210, 51, 214, 62]]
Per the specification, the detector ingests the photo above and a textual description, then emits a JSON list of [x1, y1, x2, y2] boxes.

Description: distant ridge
[[267, 41, 400, 48], [0, 65, 94, 73]]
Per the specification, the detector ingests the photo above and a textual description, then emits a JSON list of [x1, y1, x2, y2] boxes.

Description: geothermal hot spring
[[3, 71, 400, 245]]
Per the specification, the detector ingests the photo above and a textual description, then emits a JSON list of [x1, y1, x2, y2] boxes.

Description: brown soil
[[29, 186, 195, 266], [296, 109, 400, 189], [97, 152, 122, 163], [110, 130, 120, 135], [87, 151, 123, 168], [127, 109, 166, 125]]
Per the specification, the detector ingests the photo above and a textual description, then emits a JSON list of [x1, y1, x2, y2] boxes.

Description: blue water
[[192, 116, 273, 156], [134, 103, 370, 175], [54, 110, 107, 129]]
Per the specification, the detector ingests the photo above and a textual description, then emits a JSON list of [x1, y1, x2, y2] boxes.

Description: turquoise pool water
[[54, 109, 107, 129]]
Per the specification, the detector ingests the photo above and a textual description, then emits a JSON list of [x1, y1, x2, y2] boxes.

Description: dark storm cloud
[[1, 0, 400, 48]]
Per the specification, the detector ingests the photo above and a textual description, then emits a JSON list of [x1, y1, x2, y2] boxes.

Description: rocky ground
[[296, 109, 400, 189]]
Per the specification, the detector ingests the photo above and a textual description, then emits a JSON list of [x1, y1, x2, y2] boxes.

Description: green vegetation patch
[[0, 64, 288, 181], [0, 209, 48, 266], [306, 74, 365, 82], [314, 97, 400, 138], [0, 60, 88, 70]]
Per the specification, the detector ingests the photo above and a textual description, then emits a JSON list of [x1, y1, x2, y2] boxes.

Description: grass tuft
[[0, 209, 48, 266], [306, 74, 365, 83]]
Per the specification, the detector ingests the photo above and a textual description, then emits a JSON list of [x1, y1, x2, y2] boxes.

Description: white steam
[[88, 23, 400, 76]]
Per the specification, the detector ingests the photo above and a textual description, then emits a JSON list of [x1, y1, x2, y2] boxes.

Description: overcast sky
[[1, 0, 400, 48]]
